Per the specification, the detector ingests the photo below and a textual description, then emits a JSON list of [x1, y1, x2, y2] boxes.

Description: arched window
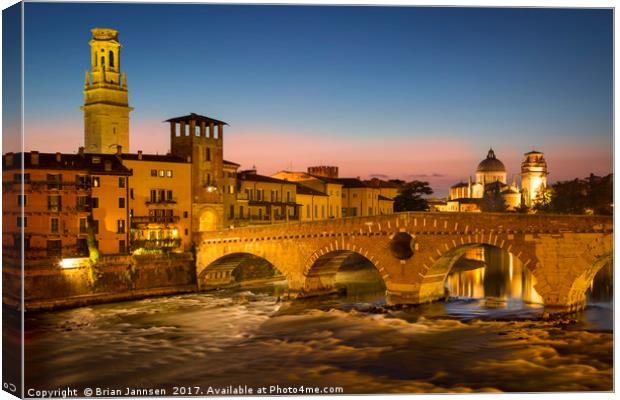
[[101, 56, 104, 67], [109, 51, 114, 68]]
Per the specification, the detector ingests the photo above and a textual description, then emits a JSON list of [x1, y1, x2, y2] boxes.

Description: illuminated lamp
[[59, 258, 87, 269]]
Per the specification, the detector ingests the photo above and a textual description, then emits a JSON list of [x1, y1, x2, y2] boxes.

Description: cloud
[[406, 173, 445, 179], [368, 173, 389, 179]]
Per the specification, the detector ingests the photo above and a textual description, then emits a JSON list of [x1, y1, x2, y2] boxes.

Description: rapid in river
[[19, 246, 613, 394]]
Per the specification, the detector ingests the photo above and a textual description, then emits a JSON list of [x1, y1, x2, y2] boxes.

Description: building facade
[[447, 148, 549, 212], [121, 153, 192, 253], [2, 151, 131, 261]]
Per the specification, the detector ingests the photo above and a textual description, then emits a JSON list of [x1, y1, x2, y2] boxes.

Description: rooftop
[[296, 184, 328, 197], [3, 152, 131, 175], [165, 113, 228, 126], [121, 153, 189, 163]]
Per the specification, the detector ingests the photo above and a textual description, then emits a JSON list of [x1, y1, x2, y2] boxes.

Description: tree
[[393, 180, 433, 212], [533, 185, 552, 212], [480, 186, 507, 212], [543, 173, 613, 215]]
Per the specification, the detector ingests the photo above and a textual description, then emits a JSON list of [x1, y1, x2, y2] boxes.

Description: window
[[229, 205, 235, 219], [77, 239, 88, 256], [183, 211, 188, 218], [314, 205, 318, 218], [119, 197, 125, 208], [117, 220, 126, 234], [166, 190, 173, 201], [159, 170, 165, 177], [119, 240, 126, 254], [350, 207, 358, 217], [77, 196, 90, 211], [151, 169, 157, 177], [368, 207, 373, 216], [306, 205, 310, 218], [14, 173, 31, 183], [184, 229, 188, 235], [91, 197, 99, 208], [92, 220, 99, 234], [130, 189, 134, 199], [47, 240, 62, 257], [150, 190, 157, 203], [48, 195, 62, 212], [17, 217, 27, 228], [51, 218, 59, 234], [228, 185, 234, 194], [321, 205, 325, 218], [79, 218, 88, 234], [109, 50, 114, 67], [92, 177, 100, 187], [166, 170, 173, 178], [118, 177, 125, 188], [158, 189, 166, 202], [240, 206, 244, 218], [286, 192, 291, 203], [352, 193, 358, 198], [342, 208, 347, 217], [17, 195, 26, 206], [206, 148, 211, 161], [76, 175, 90, 190], [47, 173, 62, 190]]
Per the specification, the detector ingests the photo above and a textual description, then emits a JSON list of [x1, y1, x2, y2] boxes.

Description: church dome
[[476, 148, 506, 172]]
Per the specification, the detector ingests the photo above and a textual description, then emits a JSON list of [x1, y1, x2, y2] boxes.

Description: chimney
[[5, 152, 13, 166], [31, 151, 39, 165], [138, 150, 142, 160], [78, 146, 85, 156], [116, 145, 122, 155], [55, 152, 62, 162]]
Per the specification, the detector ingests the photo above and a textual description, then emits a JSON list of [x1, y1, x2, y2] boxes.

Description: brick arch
[[198, 252, 284, 287], [415, 233, 541, 304], [564, 234, 613, 309], [301, 238, 394, 293]]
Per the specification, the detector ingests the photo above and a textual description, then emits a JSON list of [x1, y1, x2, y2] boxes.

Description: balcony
[[131, 215, 180, 225], [130, 238, 181, 251], [145, 199, 178, 205]]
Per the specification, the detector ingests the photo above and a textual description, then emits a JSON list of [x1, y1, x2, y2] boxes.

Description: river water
[[23, 247, 613, 395]]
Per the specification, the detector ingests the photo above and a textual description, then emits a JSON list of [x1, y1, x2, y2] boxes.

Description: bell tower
[[81, 28, 133, 154], [520, 150, 548, 207]]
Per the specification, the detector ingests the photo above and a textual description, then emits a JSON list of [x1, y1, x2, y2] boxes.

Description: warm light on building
[[59, 258, 88, 269]]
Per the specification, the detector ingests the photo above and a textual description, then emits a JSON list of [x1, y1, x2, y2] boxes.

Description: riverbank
[[3, 253, 196, 312]]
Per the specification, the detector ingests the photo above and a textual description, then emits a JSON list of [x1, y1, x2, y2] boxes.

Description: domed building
[[445, 148, 547, 212], [475, 148, 507, 184]]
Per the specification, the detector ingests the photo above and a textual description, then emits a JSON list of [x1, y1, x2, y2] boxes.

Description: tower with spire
[[81, 28, 133, 154]]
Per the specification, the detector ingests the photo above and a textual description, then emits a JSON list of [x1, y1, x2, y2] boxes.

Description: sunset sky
[[10, 3, 613, 195]]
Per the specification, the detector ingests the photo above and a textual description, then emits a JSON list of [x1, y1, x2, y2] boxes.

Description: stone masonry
[[196, 212, 613, 310]]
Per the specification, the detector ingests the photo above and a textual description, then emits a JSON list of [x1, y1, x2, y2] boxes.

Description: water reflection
[[446, 246, 543, 305]]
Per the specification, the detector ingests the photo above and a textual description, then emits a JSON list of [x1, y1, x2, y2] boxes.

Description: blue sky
[[15, 3, 614, 195]]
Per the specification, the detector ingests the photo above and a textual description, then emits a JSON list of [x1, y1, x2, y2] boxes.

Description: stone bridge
[[196, 212, 613, 310]]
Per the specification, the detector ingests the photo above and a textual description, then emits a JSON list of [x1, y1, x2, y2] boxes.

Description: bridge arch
[[302, 248, 389, 294], [564, 234, 613, 308], [415, 234, 541, 305], [198, 252, 285, 289]]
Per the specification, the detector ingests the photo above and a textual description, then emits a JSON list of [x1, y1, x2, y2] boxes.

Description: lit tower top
[[520, 150, 548, 207], [82, 28, 133, 154]]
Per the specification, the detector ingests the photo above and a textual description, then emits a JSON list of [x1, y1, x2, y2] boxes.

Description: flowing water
[[21, 247, 613, 395]]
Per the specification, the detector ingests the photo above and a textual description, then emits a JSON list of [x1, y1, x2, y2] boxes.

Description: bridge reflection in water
[[446, 246, 544, 306]]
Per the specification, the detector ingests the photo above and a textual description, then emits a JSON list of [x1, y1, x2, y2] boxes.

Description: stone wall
[[3, 252, 196, 311]]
